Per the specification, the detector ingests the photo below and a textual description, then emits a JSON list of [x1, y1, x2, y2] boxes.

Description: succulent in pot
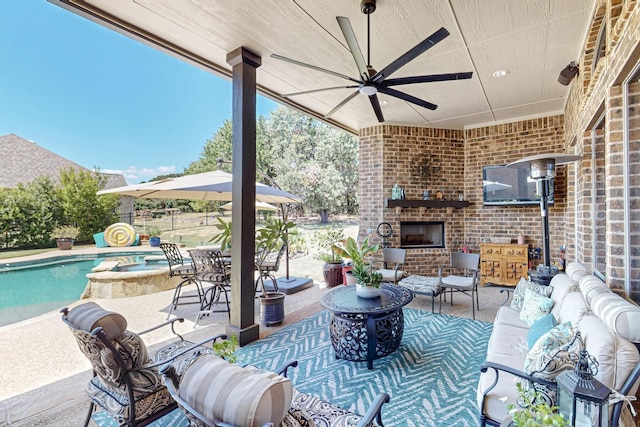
[[352, 263, 383, 298]]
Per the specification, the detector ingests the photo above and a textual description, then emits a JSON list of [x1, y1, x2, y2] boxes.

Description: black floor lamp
[[508, 153, 580, 283]]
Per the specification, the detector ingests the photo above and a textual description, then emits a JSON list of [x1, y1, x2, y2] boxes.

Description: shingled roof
[[0, 133, 126, 189]]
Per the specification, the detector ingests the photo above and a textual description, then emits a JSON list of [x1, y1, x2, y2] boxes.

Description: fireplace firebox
[[400, 222, 445, 248]]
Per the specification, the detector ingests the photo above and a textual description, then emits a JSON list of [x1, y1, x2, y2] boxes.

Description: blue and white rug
[[96, 308, 493, 427]]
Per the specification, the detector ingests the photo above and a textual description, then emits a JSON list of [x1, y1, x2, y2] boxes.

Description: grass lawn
[[0, 214, 359, 259]]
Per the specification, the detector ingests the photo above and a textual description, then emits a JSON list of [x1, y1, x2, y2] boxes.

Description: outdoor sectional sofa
[[477, 262, 640, 426]]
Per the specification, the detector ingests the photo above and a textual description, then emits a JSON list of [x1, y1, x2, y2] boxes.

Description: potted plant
[[209, 217, 233, 250], [50, 225, 80, 250], [351, 262, 383, 298], [255, 218, 297, 325], [502, 383, 570, 427], [332, 236, 379, 285], [144, 226, 161, 247], [311, 226, 345, 287]]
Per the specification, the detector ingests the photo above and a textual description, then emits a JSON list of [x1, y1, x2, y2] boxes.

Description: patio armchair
[[160, 353, 391, 427], [373, 248, 406, 283], [188, 249, 231, 327], [160, 242, 201, 319], [61, 302, 224, 427], [438, 252, 480, 319]]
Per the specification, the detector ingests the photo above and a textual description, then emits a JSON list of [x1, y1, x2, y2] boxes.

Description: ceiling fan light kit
[[272, 0, 472, 123]]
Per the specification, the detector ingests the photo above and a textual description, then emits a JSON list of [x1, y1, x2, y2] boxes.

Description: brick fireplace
[[357, 120, 565, 277], [400, 221, 445, 249]]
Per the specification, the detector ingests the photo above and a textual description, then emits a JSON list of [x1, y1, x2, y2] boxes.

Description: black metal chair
[[254, 243, 287, 295], [160, 243, 200, 319], [188, 249, 231, 327], [61, 302, 224, 427]]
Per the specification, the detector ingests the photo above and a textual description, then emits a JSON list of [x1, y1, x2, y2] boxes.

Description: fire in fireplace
[[400, 221, 445, 248]]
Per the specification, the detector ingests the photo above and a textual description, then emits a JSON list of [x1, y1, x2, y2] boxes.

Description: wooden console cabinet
[[480, 243, 528, 287]]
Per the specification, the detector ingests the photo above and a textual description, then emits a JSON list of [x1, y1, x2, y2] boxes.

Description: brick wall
[[358, 126, 465, 276], [464, 116, 567, 265], [357, 0, 640, 302], [358, 119, 566, 276]]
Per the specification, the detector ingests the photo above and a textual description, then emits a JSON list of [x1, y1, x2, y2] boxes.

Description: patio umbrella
[[97, 170, 301, 204], [221, 201, 278, 211]]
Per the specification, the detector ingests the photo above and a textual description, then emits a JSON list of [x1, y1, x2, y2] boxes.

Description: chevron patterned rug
[[95, 308, 493, 427]]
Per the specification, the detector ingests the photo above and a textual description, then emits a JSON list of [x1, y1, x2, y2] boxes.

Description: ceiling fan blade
[[324, 90, 360, 119], [378, 86, 438, 110], [283, 85, 359, 97], [271, 53, 361, 84], [336, 17, 369, 81], [371, 27, 450, 83], [383, 72, 473, 87], [368, 94, 385, 122]]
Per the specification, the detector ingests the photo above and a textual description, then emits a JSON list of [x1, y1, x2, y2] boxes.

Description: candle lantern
[[556, 349, 611, 427]]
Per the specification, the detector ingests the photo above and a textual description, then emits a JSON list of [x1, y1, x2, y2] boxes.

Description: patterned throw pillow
[[519, 288, 554, 326], [510, 277, 554, 312], [523, 331, 583, 406]]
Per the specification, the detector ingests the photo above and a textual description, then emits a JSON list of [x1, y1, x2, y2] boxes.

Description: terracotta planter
[[323, 262, 343, 287], [56, 238, 74, 250]]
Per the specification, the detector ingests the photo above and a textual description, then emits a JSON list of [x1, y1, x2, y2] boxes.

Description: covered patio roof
[[48, 0, 594, 134]]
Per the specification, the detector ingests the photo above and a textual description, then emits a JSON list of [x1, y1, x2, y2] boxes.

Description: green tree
[[0, 178, 58, 248], [57, 168, 120, 240], [183, 106, 359, 221]]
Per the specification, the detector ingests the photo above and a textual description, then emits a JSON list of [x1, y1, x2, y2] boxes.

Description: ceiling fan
[[271, 0, 473, 123]]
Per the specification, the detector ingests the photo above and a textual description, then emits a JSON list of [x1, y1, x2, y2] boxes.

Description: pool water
[[0, 252, 161, 327]]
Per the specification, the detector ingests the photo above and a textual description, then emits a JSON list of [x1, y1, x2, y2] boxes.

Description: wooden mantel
[[384, 199, 470, 209]]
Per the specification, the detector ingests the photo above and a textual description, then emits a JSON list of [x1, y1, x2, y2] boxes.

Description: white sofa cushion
[[590, 292, 640, 344], [565, 262, 590, 284], [579, 275, 612, 305], [555, 291, 589, 326], [578, 315, 640, 392], [548, 274, 574, 317]]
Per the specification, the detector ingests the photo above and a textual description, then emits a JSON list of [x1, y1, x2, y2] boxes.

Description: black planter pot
[[259, 292, 286, 326], [323, 262, 343, 287]]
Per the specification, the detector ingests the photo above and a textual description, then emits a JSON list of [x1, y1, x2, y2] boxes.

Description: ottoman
[[398, 275, 442, 313]]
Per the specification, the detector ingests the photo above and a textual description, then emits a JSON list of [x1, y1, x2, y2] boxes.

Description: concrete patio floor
[[0, 245, 504, 426]]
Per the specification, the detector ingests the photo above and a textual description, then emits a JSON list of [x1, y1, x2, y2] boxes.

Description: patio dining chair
[[188, 249, 231, 327], [160, 353, 390, 427], [438, 252, 481, 319], [61, 302, 223, 427], [373, 247, 406, 283], [160, 242, 201, 319], [254, 243, 287, 295]]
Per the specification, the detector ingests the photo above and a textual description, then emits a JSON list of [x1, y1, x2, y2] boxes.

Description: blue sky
[[0, 1, 279, 183]]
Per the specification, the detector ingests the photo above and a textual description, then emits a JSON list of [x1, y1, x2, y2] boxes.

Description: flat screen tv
[[482, 165, 553, 206]]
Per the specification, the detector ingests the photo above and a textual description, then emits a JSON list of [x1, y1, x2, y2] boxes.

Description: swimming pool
[[0, 252, 162, 327]]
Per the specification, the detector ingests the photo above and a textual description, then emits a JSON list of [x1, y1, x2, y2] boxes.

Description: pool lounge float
[[104, 222, 137, 247]]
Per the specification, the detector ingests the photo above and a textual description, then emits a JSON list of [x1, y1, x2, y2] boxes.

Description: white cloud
[[100, 165, 177, 184]]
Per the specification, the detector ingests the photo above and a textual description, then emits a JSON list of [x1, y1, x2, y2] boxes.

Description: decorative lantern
[[556, 349, 611, 427]]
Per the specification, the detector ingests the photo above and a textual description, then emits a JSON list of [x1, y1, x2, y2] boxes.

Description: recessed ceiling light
[[492, 69, 510, 78], [380, 100, 389, 105]]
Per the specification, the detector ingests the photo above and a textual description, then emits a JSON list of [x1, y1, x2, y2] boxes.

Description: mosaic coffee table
[[321, 283, 413, 369]]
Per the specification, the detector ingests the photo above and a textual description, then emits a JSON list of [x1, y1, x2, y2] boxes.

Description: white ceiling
[[50, 0, 596, 134]]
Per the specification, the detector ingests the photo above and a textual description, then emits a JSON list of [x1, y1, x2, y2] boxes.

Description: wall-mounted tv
[[483, 165, 553, 206]]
